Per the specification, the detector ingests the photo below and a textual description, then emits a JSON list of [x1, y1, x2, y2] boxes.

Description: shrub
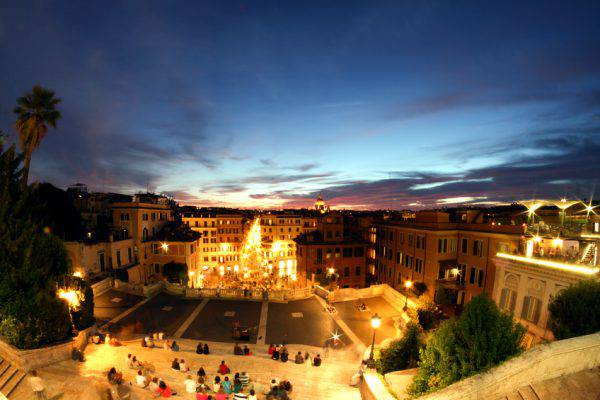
[[408, 294, 525, 397], [417, 302, 444, 330], [413, 282, 428, 296], [163, 262, 188, 284], [376, 321, 423, 374], [548, 279, 600, 340]]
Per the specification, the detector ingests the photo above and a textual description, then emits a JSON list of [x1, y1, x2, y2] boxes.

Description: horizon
[[1, 1, 599, 209]]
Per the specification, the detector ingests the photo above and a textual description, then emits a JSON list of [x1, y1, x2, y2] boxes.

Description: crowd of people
[[267, 344, 322, 367], [102, 336, 306, 399]]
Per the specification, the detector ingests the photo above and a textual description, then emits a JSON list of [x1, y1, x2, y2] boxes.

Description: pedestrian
[[29, 370, 47, 399]]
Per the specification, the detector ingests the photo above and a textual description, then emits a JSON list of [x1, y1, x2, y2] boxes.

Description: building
[[295, 212, 368, 288], [182, 212, 245, 272], [492, 200, 600, 345], [375, 210, 524, 308]]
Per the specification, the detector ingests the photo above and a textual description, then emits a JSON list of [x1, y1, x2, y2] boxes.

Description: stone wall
[[0, 327, 95, 372], [91, 277, 113, 296], [331, 284, 422, 312], [360, 370, 397, 400], [416, 331, 600, 400]]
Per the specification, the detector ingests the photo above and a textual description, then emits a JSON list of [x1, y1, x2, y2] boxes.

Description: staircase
[[0, 357, 25, 399], [580, 243, 597, 265]]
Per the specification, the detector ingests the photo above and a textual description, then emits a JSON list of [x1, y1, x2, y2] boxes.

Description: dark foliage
[[408, 294, 525, 397], [163, 261, 188, 284], [0, 137, 74, 348], [548, 279, 600, 340], [376, 321, 423, 374]]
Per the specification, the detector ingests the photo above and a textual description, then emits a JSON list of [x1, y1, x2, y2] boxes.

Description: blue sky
[[1, 1, 599, 209]]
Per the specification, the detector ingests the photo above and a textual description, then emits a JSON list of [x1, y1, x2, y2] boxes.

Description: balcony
[[496, 234, 599, 275]]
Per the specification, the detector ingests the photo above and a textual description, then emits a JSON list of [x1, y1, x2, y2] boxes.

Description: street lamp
[[403, 280, 413, 311], [367, 313, 381, 368]]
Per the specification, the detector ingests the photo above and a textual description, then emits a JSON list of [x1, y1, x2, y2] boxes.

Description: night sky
[[1, 1, 599, 209]]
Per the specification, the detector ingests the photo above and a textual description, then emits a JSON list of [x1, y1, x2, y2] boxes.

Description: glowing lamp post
[[367, 313, 381, 368], [188, 270, 195, 288], [403, 280, 413, 311]]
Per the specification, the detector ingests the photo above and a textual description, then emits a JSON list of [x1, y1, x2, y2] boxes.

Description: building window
[[417, 235, 426, 249], [469, 267, 476, 284], [396, 251, 401, 264], [342, 247, 353, 258], [355, 266, 361, 276], [415, 258, 423, 274], [473, 240, 483, 257], [344, 267, 350, 277], [438, 238, 448, 253], [120, 212, 130, 221], [354, 247, 364, 257], [142, 213, 148, 221], [116, 250, 121, 268], [408, 234, 414, 246], [521, 296, 542, 324], [499, 288, 517, 313], [461, 238, 468, 254], [477, 269, 484, 287]]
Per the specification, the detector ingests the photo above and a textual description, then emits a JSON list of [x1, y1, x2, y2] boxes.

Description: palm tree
[[13, 86, 61, 186]]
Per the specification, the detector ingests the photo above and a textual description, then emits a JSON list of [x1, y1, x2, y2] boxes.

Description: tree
[[0, 136, 73, 348], [376, 321, 423, 374], [408, 294, 525, 397], [163, 262, 188, 284], [13, 86, 61, 187], [548, 279, 600, 340]]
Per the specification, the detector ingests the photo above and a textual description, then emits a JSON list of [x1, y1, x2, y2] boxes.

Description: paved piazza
[[11, 290, 406, 400], [97, 292, 398, 348]]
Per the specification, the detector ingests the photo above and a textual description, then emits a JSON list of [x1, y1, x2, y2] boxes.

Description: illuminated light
[[73, 271, 83, 278], [243, 266, 248, 271], [57, 289, 82, 309], [451, 268, 459, 276], [268, 264, 273, 271], [227, 266, 231, 271], [263, 272, 268, 277], [552, 237, 563, 247], [161, 243, 169, 252], [189, 270, 195, 277], [581, 234, 600, 239], [404, 280, 413, 289], [328, 267, 335, 275], [86, 232, 92, 238], [496, 252, 600, 275], [202, 265, 209, 271], [371, 314, 381, 329], [234, 265, 239, 273], [291, 274, 297, 281], [526, 240, 534, 258], [331, 331, 342, 341], [533, 236, 542, 243], [243, 272, 250, 279], [219, 270, 225, 276]]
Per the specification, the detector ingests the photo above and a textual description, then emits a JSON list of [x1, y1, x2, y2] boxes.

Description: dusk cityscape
[[0, 1, 599, 400]]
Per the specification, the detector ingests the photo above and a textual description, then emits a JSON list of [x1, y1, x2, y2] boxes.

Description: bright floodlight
[[161, 242, 169, 251], [405, 280, 413, 289], [371, 313, 381, 329]]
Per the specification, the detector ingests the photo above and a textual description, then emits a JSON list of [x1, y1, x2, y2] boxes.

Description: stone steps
[[0, 358, 25, 399]]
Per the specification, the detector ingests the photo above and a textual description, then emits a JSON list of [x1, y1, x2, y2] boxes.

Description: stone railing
[[330, 284, 422, 312], [91, 277, 113, 296], [114, 279, 145, 296], [416, 331, 600, 400], [0, 326, 95, 372], [184, 286, 313, 302], [360, 370, 397, 400]]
